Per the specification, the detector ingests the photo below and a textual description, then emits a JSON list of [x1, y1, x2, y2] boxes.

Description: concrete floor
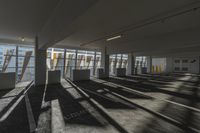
[[0, 74, 199, 133]]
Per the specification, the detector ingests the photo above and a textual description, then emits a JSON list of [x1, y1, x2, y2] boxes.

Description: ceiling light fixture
[[106, 35, 121, 41]]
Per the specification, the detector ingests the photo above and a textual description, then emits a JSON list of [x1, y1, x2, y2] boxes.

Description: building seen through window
[[109, 54, 128, 75], [0, 44, 34, 82], [47, 48, 102, 78]]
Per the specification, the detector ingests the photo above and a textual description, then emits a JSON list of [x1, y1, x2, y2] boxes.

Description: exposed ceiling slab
[[1, 0, 200, 54], [38, 0, 98, 49], [55, 0, 200, 54], [0, 0, 61, 45]]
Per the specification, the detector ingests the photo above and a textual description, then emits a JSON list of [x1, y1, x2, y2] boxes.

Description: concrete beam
[[38, 0, 98, 49]]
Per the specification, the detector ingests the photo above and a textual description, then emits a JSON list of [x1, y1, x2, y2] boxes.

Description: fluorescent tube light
[[106, 35, 121, 41]]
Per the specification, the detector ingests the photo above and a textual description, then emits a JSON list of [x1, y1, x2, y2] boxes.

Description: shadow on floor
[[0, 89, 14, 98], [75, 80, 150, 99], [0, 90, 31, 133], [134, 77, 200, 133], [45, 83, 106, 127], [73, 80, 149, 109], [105, 77, 200, 102]]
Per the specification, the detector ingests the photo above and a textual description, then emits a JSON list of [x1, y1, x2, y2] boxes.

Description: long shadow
[[0, 84, 45, 133], [73, 80, 147, 109], [75, 80, 150, 100], [121, 76, 170, 88], [45, 84, 105, 127], [136, 74, 198, 84], [125, 76, 171, 85], [27, 85, 46, 126], [0, 97, 30, 133], [138, 77, 200, 133], [105, 77, 200, 102], [0, 89, 13, 98], [124, 75, 199, 92]]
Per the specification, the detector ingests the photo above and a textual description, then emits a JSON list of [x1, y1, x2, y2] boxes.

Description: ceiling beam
[[37, 0, 98, 49]]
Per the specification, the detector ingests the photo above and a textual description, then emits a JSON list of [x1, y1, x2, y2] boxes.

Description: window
[[94, 52, 101, 74], [152, 58, 166, 73], [182, 67, 188, 71], [109, 54, 128, 75], [0, 45, 16, 73], [182, 59, 188, 63], [174, 60, 180, 63], [0, 44, 35, 82], [47, 48, 101, 78], [46, 48, 64, 77], [77, 50, 95, 76], [135, 56, 147, 68], [17, 46, 35, 82], [65, 49, 76, 78], [174, 67, 180, 71]]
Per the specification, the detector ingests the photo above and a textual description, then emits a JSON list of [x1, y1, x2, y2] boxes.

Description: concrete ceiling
[[1, 0, 200, 55], [55, 0, 200, 55], [0, 0, 60, 45], [0, 0, 98, 47]]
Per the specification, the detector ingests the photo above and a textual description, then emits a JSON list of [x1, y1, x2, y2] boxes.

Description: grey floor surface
[[0, 74, 200, 133]]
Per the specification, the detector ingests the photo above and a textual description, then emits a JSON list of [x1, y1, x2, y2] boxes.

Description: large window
[[17, 46, 35, 82], [0, 44, 35, 82], [152, 58, 166, 73], [77, 50, 95, 75], [135, 56, 147, 68], [47, 48, 101, 78], [135, 56, 147, 74], [109, 54, 128, 75], [94, 52, 101, 75], [0, 45, 16, 73], [47, 48, 65, 77], [65, 49, 76, 78]]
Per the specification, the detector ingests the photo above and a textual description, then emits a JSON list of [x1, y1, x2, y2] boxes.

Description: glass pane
[[65, 49, 76, 78], [46, 48, 64, 78], [18, 46, 35, 82], [0, 45, 16, 73], [94, 52, 101, 75], [152, 58, 166, 73], [77, 50, 95, 76]]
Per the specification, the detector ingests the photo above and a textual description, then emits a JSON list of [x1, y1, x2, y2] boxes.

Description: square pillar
[[35, 37, 47, 86], [101, 47, 109, 77], [127, 53, 135, 75], [147, 56, 152, 73]]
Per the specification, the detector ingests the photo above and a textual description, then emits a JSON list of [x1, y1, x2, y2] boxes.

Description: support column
[[93, 51, 97, 75], [15, 45, 18, 82], [166, 57, 173, 73], [101, 47, 109, 77], [63, 49, 66, 78], [147, 56, 152, 74], [35, 36, 47, 86], [127, 53, 135, 75], [75, 50, 78, 69]]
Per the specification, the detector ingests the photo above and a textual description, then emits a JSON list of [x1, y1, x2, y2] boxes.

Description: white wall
[[166, 56, 199, 74]]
